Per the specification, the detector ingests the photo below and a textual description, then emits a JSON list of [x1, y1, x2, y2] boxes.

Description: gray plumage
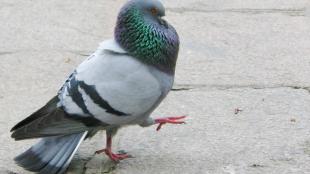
[[14, 132, 87, 174], [11, 0, 180, 173]]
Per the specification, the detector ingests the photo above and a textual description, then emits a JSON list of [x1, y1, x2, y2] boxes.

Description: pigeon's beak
[[161, 11, 166, 17], [158, 9, 165, 17], [159, 18, 168, 28], [157, 9, 167, 28]]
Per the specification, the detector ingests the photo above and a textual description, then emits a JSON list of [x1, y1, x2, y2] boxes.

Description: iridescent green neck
[[115, 6, 179, 74]]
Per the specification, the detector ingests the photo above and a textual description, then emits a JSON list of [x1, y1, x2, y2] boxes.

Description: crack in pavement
[[81, 158, 117, 174], [0, 50, 91, 57], [172, 84, 310, 93], [65, 50, 91, 57], [171, 87, 192, 91], [80, 158, 92, 174], [0, 52, 16, 56], [166, 7, 306, 16]]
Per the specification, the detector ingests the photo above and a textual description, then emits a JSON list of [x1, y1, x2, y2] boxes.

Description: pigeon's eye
[[150, 7, 158, 15]]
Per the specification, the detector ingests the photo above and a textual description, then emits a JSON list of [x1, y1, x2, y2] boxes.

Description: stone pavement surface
[[1, 0, 310, 173]]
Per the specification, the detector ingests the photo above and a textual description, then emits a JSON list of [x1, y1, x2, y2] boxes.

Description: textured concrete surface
[[1, 0, 310, 173]]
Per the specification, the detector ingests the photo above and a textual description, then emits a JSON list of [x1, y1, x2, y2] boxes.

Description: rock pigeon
[[10, 0, 185, 173]]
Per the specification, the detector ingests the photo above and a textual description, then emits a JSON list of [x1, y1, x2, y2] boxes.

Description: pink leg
[[95, 136, 129, 162], [155, 116, 186, 131]]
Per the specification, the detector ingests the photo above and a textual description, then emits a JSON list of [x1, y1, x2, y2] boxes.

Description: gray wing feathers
[[14, 132, 87, 174], [11, 97, 89, 140], [11, 96, 59, 131]]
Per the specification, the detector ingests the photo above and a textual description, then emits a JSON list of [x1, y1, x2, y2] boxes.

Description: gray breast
[[135, 66, 174, 119], [147, 66, 174, 97]]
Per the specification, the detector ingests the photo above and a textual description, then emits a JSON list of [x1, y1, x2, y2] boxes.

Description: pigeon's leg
[[95, 129, 130, 162], [154, 116, 186, 131]]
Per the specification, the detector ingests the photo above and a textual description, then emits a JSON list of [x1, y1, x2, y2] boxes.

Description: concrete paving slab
[[115, 88, 310, 174]]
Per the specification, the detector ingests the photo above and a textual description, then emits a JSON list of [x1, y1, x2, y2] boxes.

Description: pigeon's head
[[115, 0, 179, 74], [119, 0, 166, 26]]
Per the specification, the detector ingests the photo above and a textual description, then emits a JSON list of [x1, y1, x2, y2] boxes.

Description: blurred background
[[0, 0, 310, 173]]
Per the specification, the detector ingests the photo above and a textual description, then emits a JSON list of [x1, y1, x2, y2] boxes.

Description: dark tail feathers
[[14, 131, 87, 174]]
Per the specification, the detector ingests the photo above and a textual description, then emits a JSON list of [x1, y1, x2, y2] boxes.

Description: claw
[[164, 116, 187, 120], [95, 135, 131, 162], [95, 148, 130, 162]]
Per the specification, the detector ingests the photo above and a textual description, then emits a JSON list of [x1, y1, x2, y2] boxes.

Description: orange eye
[[150, 8, 158, 15]]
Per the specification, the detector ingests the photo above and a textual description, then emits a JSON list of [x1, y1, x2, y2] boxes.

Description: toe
[[167, 116, 187, 120]]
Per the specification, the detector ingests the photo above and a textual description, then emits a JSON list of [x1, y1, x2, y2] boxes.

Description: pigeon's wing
[[10, 96, 93, 140], [11, 96, 59, 131], [60, 39, 164, 125]]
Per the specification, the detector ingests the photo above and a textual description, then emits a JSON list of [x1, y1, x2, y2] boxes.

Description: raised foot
[[155, 116, 186, 131], [95, 149, 130, 162]]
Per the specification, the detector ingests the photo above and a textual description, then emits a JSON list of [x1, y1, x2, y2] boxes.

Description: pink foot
[[95, 149, 130, 162], [155, 116, 186, 131]]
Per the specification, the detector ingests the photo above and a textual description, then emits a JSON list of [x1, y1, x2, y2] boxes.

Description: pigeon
[[10, 0, 186, 173]]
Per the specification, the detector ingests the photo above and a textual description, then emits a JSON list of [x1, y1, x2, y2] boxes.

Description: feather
[[11, 96, 95, 140], [11, 96, 59, 131], [14, 132, 87, 174]]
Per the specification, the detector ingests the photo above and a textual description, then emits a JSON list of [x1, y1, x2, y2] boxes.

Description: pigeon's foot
[[95, 148, 130, 162], [155, 116, 186, 131], [95, 133, 131, 162]]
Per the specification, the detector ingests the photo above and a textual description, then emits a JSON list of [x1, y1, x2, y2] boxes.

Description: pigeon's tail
[[14, 131, 87, 174]]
